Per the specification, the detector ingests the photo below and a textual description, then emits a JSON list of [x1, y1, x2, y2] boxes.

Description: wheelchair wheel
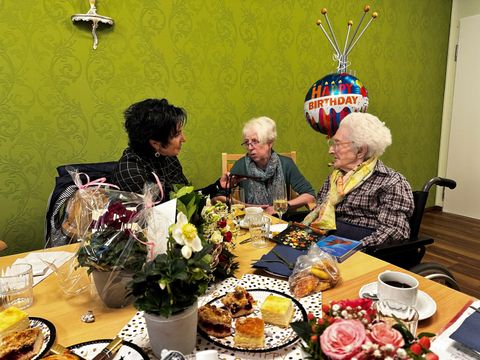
[[409, 262, 460, 290]]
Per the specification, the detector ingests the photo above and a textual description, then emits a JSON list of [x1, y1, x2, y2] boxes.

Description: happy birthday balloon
[[304, 73, 368, 137]]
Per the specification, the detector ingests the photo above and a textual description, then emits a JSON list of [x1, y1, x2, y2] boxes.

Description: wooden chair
[[0, 240, 7, 252], [221, 151, 298, 200], [221, 151, 297, 174]]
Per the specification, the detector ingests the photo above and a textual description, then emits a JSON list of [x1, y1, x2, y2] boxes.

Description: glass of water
[[0, 263, 34, 309]]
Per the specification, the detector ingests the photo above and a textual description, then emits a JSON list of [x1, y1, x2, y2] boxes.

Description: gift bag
[[288, 244, 341, 298]]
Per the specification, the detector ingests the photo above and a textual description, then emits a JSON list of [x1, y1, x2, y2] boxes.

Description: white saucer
[[239, 219, 249, 229], [358, 282, 437, 321]]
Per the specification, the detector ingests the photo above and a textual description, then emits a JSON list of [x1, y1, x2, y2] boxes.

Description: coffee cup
[[377, 271, 419, 307], [243, 207, 263, 226]]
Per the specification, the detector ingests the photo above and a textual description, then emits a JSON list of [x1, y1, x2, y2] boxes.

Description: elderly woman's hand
[[263, 205, 276, 215]]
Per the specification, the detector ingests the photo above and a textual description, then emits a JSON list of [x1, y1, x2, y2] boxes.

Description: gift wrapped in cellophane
[[288, 244, 341, 298]]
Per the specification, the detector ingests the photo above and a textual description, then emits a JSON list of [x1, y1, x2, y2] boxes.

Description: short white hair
[[242, 116, 277, 144], [339, 113, 392, 158]]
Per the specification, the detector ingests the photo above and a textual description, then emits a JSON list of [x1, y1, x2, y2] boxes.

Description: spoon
[[362, 292, 378, 300]]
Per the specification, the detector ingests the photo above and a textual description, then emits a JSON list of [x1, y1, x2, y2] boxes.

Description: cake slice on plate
[[234, 317, 264, 349], [0, 306, 30, 340], [260, 294, 294, 328], [198, 304, 232, 338], [221, 286, 255, 318]]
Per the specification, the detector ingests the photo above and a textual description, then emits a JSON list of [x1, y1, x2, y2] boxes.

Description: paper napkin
[[252, 244, 306, 277], [450, 310, 480, 352], [13, 251, 74, 286]]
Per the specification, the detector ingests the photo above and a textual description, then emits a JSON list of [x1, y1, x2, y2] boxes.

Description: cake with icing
[[260, 294, 294, 328], [234, 317, 264, 349]]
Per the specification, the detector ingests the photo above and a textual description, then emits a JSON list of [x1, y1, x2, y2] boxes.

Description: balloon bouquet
[[304, 6, 378, 137]]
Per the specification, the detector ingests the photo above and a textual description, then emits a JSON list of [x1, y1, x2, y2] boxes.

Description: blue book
[[316, 235, 362, 262]]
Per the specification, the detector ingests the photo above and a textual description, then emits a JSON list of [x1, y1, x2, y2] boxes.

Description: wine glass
[[229, 187, 245, 239], [272, 183, 288, 220]]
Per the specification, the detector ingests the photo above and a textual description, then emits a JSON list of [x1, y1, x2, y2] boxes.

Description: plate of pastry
[[197, 287, 307, 352], [0, 307, 56, 360]]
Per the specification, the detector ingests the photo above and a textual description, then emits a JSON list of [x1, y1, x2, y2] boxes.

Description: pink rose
[[320, 319, 366, 360], [369, 322, 405, 348]]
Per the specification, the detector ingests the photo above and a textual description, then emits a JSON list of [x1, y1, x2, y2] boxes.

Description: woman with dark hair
[[113, 98, 227, 200]]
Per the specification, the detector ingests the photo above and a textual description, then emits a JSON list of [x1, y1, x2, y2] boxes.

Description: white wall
[[437, 0, 480, 206]]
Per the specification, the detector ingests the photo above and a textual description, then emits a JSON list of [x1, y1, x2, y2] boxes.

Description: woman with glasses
[[303, 112, 414, 249], [229, 116, 315, 215], [112, 98, 229, 201]]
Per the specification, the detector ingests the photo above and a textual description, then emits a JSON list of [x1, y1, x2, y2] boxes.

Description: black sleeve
[[198, 179, 228, 197]]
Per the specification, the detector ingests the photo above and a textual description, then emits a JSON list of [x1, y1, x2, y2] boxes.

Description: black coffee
[[384, 280, 412, 288]]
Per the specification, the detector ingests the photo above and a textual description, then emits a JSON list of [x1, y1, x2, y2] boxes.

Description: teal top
[[229, 153, 315, 204]]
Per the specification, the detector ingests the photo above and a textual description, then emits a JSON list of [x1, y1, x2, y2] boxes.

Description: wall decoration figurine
[[72, 0, 114, 50], [304, 6, 377, 137]]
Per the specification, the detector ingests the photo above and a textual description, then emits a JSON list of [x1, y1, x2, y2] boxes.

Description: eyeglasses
[[327, 139, 354, 150], [241, 140, 261, 149]]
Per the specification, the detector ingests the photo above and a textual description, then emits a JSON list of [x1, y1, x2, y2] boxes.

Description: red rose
[[425, 352, 439, 360], [308, 312, 316, 321], [223, 231, 232, 242], [418, 336, 431, 349], [410, 343, 422, 355], [320, 319, 366, 360], [368, 322, 404, 348], [322, 304, 330, 313]]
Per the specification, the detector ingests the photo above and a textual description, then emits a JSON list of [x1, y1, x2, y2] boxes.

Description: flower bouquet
[[76, 200, 147, 274], [200, 199, 239, 281], [128, 186, 219, 356], [75, 194, 148, 308], [291, 298, 438, 360]]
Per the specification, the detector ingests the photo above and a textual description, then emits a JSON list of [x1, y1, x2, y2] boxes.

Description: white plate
[[239, 221, 288, 237], [270, 223, 288, 236], [239, 219, 249, 229], [68, 339, 149, 359], [359, 282, 437, 320], [30, 317, 56, 359], [198, 288, 307, 352]]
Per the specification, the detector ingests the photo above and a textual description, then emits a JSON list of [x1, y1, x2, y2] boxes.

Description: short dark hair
[[123, 98, 187, 156]]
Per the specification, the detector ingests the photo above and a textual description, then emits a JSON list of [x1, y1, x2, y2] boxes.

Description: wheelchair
[[367, 177, 460, 290], [285, 177, 461, 290]]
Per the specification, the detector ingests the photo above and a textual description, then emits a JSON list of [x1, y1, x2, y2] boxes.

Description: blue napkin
[[252, 244, 307, 277], [450, 310, 480, 352]]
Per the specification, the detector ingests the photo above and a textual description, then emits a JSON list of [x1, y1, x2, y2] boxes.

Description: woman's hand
[[263, 205, 276, 215]]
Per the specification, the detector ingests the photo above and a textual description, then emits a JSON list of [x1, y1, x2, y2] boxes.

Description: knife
[[91, 336, 123, 360]]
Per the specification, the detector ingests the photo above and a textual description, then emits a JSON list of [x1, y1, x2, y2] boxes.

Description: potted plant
[[77, 200, 148, 308], [128, 186, 238, 356]]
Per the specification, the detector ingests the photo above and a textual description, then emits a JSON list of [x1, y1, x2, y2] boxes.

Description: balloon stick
[[346, 12, 377, 57]]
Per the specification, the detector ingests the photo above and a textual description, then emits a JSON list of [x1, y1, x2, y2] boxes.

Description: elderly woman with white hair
[[303, 112, 414, 249], [229, 116, 315, 214]]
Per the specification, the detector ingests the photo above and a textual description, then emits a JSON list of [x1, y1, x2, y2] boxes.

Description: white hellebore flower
[[210, 230, 224, 244], [171, 212, 202, 259]]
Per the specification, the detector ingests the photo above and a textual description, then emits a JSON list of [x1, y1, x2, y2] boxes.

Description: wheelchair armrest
[[368, 234, 433, 256], [283, 210, 310, 223]]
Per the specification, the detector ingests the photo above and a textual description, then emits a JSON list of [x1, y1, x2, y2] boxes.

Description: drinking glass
[[229, 188, 245, 239], [0, 263, 34, 309], [272, 183, 288, 220], [375, 299, 419, 335], [249, 215, 271, 248], [43, 256, 91, 298]]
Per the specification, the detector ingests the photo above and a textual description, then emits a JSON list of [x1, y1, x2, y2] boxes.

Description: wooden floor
[[420, 208, 480, 299]]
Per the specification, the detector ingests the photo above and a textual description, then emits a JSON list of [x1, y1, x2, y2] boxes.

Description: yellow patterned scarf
[[302, 157, 378, 230]]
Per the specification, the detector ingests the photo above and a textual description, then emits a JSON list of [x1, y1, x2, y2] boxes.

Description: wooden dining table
[[0, 230, 474, 349]]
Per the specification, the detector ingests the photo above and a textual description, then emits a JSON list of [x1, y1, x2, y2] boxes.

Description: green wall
[[0, 0, 451, 256]]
